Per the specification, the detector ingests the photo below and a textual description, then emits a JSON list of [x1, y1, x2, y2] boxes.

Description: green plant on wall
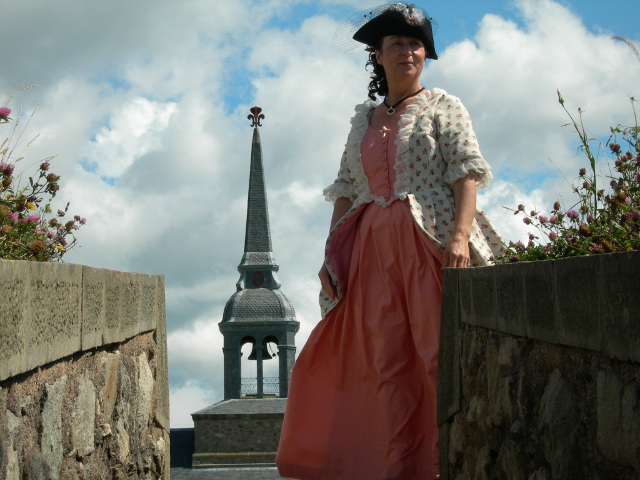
[[496, 92, 640, 263], [0, 84, 85, 261]]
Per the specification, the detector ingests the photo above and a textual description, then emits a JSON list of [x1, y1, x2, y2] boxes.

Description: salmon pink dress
[[276, 123, 443, 480]]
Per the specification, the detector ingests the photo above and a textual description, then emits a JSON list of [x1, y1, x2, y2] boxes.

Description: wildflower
[[610, 143, 621, 154], [46, 173, 60, 183], [538, 215, 549, 223], [636, 171, 640, 183], [549, 232, 558, 240], [586, 214, 595, 223], [523, 217, 532, 225], [0, 162, 14, 176], [578, 224, 593, 237], [517, 204, 525, 211], [55, 245, 66, 252], [8, 212, 18, 222], [550, 215, 559, 224], [24, 213, 40, 224], [553, 201, 561, 211], [29, 240, 46, 253], [0, 106, 10, 120], [26, 202, 35, 210], [40, 162, 50, 171], [589, 244, 604, 253], [566, 210, 579, 219], [579, 168, 586, 177]]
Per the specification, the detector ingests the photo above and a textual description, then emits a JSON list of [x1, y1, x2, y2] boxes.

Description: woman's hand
[[318, 263, 338, 299], [442, 233, 471, 268]]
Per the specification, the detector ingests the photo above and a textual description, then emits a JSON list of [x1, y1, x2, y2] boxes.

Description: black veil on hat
[[351, 3, 438, 60]]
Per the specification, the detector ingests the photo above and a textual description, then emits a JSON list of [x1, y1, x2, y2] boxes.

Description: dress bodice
[[360, 124, 399, 203]]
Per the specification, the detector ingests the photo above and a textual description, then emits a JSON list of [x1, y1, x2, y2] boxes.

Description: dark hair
[[365, 41, 387, 101]]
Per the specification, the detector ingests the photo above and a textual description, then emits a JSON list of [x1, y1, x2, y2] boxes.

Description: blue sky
[[2, 0, 639, 427]]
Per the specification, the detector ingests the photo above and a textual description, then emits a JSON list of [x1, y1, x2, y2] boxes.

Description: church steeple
[[236, 107, 280, 291], [219, 107, 299, 400]]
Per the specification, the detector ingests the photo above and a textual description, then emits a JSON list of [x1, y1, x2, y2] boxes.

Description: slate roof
[[192, 398, 287, 417]]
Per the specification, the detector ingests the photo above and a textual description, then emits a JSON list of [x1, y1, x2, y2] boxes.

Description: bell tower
[[218, 106, 299, 400]]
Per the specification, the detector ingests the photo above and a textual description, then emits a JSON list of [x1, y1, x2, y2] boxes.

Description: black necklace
[[383, 87, 425, 115]]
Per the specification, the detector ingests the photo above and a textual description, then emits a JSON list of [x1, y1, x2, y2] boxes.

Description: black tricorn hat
[[353, 4, 438, 60]]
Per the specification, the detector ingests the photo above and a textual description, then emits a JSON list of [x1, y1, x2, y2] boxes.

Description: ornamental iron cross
[[248, 106, 265, 128]]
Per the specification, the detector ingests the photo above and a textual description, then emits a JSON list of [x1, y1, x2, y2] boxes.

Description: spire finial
[[248, 106, 265, 128]]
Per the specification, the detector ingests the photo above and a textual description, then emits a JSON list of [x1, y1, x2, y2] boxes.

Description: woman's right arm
[[318, 196, 353, 299]]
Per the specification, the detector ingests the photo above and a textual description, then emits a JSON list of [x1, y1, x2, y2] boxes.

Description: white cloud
[[83, 98, 177, 179]]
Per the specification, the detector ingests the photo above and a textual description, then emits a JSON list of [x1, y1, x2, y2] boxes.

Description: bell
[[248, 344, 272, 360]]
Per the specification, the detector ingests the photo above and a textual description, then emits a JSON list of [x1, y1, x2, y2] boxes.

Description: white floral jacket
[[319, 88, 504, 317]]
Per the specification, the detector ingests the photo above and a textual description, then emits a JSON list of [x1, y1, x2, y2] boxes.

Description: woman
[[276, 4, 502, 479]]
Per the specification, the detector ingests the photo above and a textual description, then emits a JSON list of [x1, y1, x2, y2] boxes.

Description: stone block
[[553, 255, 602, 352], [456, 267, 475, 326], [493, 263, 527, 337], [598, 252, 640, 363], [438, 269, 460, 425], [103, 270, 140, 344], [26, 262, 82, 374], [81, 266, 107, 350], [522, 261, 557, 343], [151, 275, 170, 434], [468, 265, 497, 330], [0, 260, 29, 382]]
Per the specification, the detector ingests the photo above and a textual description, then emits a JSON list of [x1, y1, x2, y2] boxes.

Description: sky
[[1, 0, 639, 428]]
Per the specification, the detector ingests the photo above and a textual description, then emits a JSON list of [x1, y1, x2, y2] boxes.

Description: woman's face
[[375, 35, 426, 82]]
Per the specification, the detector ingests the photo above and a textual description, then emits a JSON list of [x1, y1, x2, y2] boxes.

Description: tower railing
[[241, 377, 280, 397]]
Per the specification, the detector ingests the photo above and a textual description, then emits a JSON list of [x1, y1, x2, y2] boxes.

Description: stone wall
[[191, 398, 286, 466], [0, 260, 170, 480], [438, 251, 640, 480]]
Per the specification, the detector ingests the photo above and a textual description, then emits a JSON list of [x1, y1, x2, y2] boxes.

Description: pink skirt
[[277, 199, 443, 480]]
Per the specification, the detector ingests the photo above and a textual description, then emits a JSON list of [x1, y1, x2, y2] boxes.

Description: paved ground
[[170, 466, 293, 479]]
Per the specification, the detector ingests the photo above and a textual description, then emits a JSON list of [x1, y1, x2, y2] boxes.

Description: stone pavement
[[170, 466, 293, 479]]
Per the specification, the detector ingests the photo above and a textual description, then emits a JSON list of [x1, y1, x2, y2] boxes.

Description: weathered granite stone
[[71, 375, 96, 458], [24, 453, 50, 480], [597, 368, 640, 472], [528, 466, 551, 480], [135, 352, 154, 436], [41, 375, 68, 480], [5, 410, 20, 480], [99, 351, 120, 422]]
